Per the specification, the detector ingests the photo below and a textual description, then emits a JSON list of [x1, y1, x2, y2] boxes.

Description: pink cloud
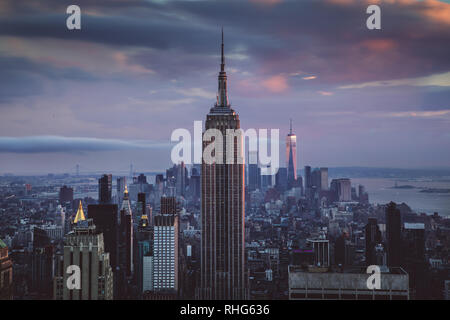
[[262, 75, 289, 93], [421, 0, 450, 25], [360, 39, 397, 52], [317, 91, 334, 96]]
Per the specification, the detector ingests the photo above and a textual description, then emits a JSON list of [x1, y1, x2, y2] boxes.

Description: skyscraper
[[136, 218, 152, 295], [137, 192, 146, 217], [190, 167, 201, 200], [330, 178, 352, 202], [119, 186, 133, 277], [161, 196, 177, 215], [304, 165, 312, 200], [31, 227, 54, 298], [311, 168, 322, 191], [88, 203, 119, 270], [175, 162, 186, 196], [304, 166, 311, 188], [320, 167, 328, 191], [403, 223, 426, 299], [275, 167, 288, 192], [153, 198, 178, 293], [365, 218, 382, 266], [117, 176, 127, 206], [286, 119, 297, 189], [386, 202, 402, 267], [200, 30, 247, 300], [248, 151, 261, 192], [59, 185, 73, 204], [0, 238, 13, 300], [54, 203, 114, 300], [99, 174, 112, 204]]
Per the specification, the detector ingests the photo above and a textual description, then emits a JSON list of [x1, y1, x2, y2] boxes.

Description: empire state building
[[200, 31, 247, 300]]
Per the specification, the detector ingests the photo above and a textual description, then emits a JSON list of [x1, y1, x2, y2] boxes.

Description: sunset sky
[[0, 0, 450, 174]]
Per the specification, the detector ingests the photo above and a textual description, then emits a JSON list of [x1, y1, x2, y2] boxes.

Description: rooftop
[[404, 223, 425, 230]]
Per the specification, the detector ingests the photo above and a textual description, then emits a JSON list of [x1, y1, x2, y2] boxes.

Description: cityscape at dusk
[[0, 0, 449, 309]]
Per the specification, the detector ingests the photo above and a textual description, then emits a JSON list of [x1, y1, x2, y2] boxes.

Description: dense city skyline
[[1, 0, 450, 174], [1, 3, 450, 302]]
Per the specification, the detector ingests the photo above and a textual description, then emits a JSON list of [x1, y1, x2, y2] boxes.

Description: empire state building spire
[[217, 28, 229, 107], [201, 28, 247, 300], [221, 28, 225, 72]]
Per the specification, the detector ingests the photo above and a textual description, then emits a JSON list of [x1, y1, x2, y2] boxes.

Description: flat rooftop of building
[[289, 265, 407, 275], [404, 223, 425, 229]]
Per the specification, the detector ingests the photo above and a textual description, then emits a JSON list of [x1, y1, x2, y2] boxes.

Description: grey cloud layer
[[0, 136, 170, 153], [1, 0, 449, 84]]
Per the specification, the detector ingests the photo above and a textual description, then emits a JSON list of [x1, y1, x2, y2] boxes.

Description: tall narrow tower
[[120, 186, 133, 276], [286, 119, 297, 189], [200, 30, 247, 300]]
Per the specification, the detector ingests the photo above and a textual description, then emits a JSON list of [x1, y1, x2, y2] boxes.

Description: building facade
[[99, 174, 112, 204], [153, 214, 178, 292], [200, 31, 247, 300], [289, 266, 409, 300], [53, 208, 113, 300], [0, 239, 13, 300]]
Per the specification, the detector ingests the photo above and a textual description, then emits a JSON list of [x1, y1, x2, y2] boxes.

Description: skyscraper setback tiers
[[53, 207, 114, 300], [200, 31, 248, 300]]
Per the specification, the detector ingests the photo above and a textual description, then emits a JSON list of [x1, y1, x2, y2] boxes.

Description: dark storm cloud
[[0, 136, 170, 153], [1, 0, 449, 85], [158, 0, 450, 80], [0, 11, 222, 55], [0, 56, 96, 102]]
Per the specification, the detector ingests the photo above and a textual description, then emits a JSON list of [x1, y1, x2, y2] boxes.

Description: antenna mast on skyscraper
[[221, 26, 225, 72]]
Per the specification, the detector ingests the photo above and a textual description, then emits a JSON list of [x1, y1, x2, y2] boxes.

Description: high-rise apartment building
[[153, 197, 178, 293], [143, 255, 154, 292]]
